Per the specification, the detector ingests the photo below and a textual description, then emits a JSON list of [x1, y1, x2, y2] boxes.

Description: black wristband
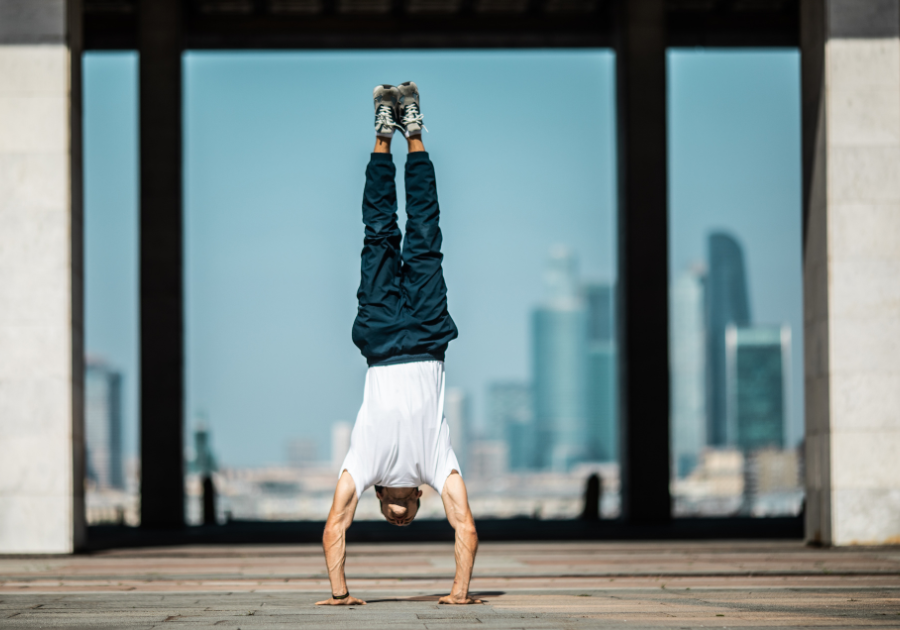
[[332, 592, 350, 600]]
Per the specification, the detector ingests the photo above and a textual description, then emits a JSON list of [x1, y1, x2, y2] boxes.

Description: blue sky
[[83, 48, 802, 469]]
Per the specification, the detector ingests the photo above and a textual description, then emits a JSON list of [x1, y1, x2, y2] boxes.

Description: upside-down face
[[375, 486, 423, 526]]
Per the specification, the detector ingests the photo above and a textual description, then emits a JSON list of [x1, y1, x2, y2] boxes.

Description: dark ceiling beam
[[84, 0, 798, 49]]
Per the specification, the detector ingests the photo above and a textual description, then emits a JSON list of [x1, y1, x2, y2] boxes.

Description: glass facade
[[667, 50, 803, 518], [726, 325, 788, 453], [85, 361, 125, 490]]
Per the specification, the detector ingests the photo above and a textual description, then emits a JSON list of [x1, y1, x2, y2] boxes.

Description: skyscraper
[[706, 233, 751, 446], [85, 359, 124, 490], [671, 265, 707, 477], [488, 382, 534, 470], [444, 387, 469, 472], [331, 421, 352, 473], [726, 325, 789, 452], [533, 246, 589, 471], [191, 423, 218, 475], [583, 282, 617, 463]]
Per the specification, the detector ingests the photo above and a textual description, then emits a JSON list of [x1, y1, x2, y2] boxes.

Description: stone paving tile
[[2, 543, 900, 628], [2, 589, 900, 629]]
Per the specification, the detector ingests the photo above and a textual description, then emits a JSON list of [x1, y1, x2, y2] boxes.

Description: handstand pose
[[317, 82, 480, 607]]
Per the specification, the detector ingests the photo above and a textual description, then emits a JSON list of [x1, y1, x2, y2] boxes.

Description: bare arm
[[439, 471, 482, 604], [316, 471, 366, 606]]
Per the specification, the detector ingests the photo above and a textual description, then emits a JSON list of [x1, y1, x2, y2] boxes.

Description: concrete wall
[[803, 0, 900, 546], [0, 0, 84, 553]]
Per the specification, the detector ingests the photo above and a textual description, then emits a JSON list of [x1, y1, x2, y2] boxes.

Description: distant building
[[287, 439, 318, 468], [742, 446, 803, 517], [671, 266, 707, 477], [706, 233, 751, 446], [583, 283, 614, 343], [85, 360, 124, 490], [583, 282, 617, 463], [533, 246, 589, 471], [725, 325, 789, 452], [331, 421, 352, 472], [191, 423, 218, 475], [467, 440, 509, 481], [444, 387, 469, 472], [488, 382, 534, 471]]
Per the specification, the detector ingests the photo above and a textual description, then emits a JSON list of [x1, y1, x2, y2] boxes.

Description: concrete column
[[0, 0, 85, 552], [140, 0, 184, 529], [802, 0, 900, 545], [615, 0, 671, 524]]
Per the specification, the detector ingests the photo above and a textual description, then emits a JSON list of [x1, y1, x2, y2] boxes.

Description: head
[[375, 485, 423, 526]]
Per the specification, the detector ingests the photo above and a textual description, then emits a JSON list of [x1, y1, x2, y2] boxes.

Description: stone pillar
[[615, 0, 671, 523], [139, 0, 185, 529], [802, 0, 900, 545], [0, 0, 85, 552]]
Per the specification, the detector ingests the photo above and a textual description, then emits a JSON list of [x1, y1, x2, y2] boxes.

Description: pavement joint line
[[3, 571, 900, 581], [4, 585, 900, 595]]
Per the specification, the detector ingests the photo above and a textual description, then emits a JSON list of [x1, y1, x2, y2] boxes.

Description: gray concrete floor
[[2, 541, 899, 628]]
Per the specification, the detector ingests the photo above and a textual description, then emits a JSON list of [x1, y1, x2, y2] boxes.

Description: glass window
[[667, 50, 804, 518], [183, 50, 618, 522], [83, 52, 140, 526]]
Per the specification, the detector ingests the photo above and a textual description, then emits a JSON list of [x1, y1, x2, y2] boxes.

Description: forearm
[[450, 521, 478, 598], [316, 472, 365, 606], [322, 522, 348, 595]]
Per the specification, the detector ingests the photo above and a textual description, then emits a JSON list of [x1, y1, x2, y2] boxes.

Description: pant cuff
[[406, 151, 431, 164]]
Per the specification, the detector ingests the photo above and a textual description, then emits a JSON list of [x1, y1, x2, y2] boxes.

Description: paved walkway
[[2, 541, 899, 628]]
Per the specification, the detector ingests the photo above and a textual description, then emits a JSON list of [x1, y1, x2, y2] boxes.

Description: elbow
[[455, 518, 478, 542], [323, 519, 345, 544]]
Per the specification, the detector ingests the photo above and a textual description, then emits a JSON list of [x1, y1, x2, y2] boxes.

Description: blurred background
[[82, 48, 802, 526]]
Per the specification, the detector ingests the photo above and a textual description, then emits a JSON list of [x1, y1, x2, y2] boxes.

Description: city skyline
[[84, 49, 803, 469], [670, 231, 791, 478]]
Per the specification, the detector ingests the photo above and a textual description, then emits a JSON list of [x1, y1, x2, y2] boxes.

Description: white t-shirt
[[340, 360, 461, 500]]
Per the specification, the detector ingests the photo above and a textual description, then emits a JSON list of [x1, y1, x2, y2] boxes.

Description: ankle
[[407, 135, 424, 153], [374, 136, 392, 154]]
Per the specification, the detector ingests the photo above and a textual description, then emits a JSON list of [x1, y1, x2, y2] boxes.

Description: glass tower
[[85, 360, 124, 490], [671, 266, 707, 477], [584, 282, 617, 463], [489, 382, 534, 471], [532, 246, 589, 471], [706, 232, 751, 446], [725, 325, 789, 452]]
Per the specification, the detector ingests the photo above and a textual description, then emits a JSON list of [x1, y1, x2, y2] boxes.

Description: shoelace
[[401, 102, 427, 131], [375, 104, 399, 131]]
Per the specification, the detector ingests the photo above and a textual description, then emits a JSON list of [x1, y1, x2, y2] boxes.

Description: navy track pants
[[351, 152, 458, 366]]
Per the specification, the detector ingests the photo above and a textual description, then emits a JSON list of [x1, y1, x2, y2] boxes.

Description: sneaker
[[398, 81, 427, 137], [373, 84, 401, 137]]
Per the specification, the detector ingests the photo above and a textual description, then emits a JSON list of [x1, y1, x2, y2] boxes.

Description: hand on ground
[[438, 594, 483, 605], [315, 595, 367, 606]]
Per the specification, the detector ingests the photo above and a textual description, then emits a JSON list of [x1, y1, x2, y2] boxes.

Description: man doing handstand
[[316, 82, 480, 607]]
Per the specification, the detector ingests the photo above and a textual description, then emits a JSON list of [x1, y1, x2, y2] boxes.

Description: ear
[[415, 489, 423, 499], [375, 489, 384, 500]]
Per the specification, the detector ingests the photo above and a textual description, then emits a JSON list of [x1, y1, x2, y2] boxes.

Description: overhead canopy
[[84, 0, 798, 49]]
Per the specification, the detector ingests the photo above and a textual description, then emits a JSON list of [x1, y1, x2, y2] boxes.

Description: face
[[375, 487, 423, 526]]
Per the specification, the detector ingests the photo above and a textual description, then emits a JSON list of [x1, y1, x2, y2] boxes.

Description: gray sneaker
[[373, 84, 401, 138], [398, 81, 427, 137]]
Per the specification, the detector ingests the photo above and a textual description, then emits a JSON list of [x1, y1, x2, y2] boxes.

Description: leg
[[400, 137, 458, 355], [351, 141, 404, 361]]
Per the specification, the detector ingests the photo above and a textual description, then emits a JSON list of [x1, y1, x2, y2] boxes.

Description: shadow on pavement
[[364, 591, 505, 604]]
